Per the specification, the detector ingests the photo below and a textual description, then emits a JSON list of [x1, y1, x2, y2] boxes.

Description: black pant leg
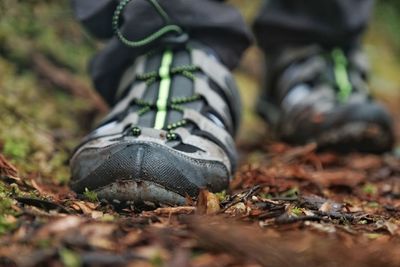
[[253, 0, 374, 50], [71, 0, 252, 105]]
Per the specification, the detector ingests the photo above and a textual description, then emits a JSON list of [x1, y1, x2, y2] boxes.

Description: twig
[[268, 196, 298, 201], [221, 185, 261, 212], [31, 53, 108, 114], [275, 214, 323, 224], [0, 154, 18, 178], [15, 197, 70, 214]]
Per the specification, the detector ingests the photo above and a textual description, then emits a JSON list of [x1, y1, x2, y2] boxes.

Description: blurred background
[[1, 0, 400, 184]]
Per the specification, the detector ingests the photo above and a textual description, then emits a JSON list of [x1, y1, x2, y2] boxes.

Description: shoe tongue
[[167, 49, 193, 124]]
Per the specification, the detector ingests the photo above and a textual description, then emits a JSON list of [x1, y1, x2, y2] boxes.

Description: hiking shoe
[[70, 42, 241, 206], [257, 45, 394, 152]]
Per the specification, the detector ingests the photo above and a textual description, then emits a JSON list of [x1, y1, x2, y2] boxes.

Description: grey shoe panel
[[194, 76, 233, 133], [182, 109, 238, 170], [191, 44, 242, 134]]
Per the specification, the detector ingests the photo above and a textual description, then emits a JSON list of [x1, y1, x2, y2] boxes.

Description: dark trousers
[[71, 0, 374, 105]]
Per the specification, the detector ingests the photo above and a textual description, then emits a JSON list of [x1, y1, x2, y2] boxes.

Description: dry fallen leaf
[[225, 202, 247, 215], [384, 221, 399, 235], [36, 216, 84, 238], [310, 170, 365, 188], [80, 223, 117, 250], [70, 200, 98, 215], [319, 201, 343, 213], [196, 189, 221, 215], [153, 206, 196, 216], [91, 210, 104, 219], [120, 229, 143, 246], [0, 154, 18, 178]]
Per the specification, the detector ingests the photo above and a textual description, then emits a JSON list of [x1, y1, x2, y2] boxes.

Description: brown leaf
[[80, 223, 117, 250], [349, 154, 383, 170], [0, 154, 18, 178], [319, 201, 343, 213], [120, 229, 143, 246], [196, 189, 220, 215], [310, 170, 365, 188], [153, 206, 196, 216], [70, 200, 98, 215], [280, 143, 318, 163], [384, 221, 399, 235], [225, 202, 247, 215], [36, 216, 84, 238], [91, 210, 104, 219]]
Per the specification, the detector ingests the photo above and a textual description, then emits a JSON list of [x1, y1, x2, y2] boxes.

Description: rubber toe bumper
[[70, 141, 230, 205]]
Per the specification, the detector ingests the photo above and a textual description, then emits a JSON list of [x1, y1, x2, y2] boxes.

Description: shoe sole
[[257, 99, 394, 153], [95, 179, 186, 207], [313, 121, 393, 153]]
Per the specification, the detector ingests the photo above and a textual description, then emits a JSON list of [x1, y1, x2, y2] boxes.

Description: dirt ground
[[1, 1, 400, 267]]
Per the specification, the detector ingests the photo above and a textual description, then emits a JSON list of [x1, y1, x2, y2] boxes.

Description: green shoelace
[[112, 0, 184, 48], [113, 1, 199, 141], [332, 48, 353, 103], [132, 49, 201, 140]]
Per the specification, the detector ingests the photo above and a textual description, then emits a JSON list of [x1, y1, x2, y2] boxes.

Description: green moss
[[59, 248, 81, 267], [291, 207, 303, 217], [367, 202, 380, 208], [259, 193, 273, 199], [100, 214, 115, 222], [0, 215, 16, 235], [280, 187, 299, 198], [0, 182, 18, 235], [83, 188, 98, 203], [36, 239, 51, 249], [362, 183, 378, 196], [150, 253, 163, 267], [215, 190, 227, 202], [2, 136, 30, 160], [0, 182, 15, 211], [0, 197, 13, 215], [48, 153, 70, 184], [365, 233, 384, 240]]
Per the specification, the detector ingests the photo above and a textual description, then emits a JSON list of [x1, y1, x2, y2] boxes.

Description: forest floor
[[2, 1, 400, 267]]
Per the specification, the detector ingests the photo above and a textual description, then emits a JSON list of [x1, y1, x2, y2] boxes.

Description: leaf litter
[[0, 140, 400, 267]]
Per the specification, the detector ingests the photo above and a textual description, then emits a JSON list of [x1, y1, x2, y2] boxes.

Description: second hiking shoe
[[258, 45, 394, 153]]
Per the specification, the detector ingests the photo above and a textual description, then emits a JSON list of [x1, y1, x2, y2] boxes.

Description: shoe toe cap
[[70, 141, 229, 205]]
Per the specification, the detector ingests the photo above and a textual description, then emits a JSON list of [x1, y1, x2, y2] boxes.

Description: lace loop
[[128, 61, 200, 140], [112, 0, 184, 48]]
